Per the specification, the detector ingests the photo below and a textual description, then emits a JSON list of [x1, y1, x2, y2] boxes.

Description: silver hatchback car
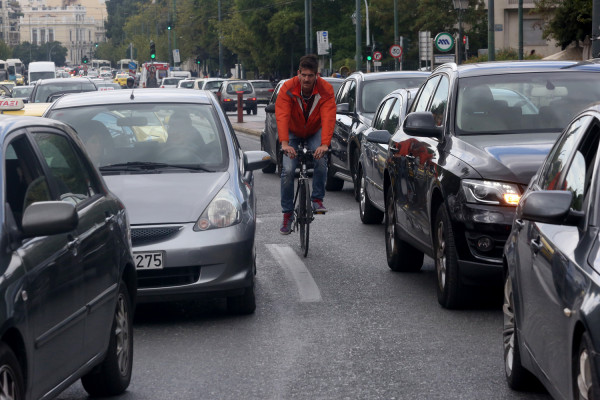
[[44, 89, 271, 314]]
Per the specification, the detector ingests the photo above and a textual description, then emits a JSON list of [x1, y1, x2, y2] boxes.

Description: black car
[[0, 115, 136, 398], [29, 77, 98, 103], [384, 60, 600, 309], [503, 104, 600, 399], [260, 76, 343, 174], [328, 71, 429, 196]]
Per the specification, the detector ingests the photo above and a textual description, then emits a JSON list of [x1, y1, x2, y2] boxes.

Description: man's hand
[[313, 144, 329, 160], [281, 142, 296, 159]]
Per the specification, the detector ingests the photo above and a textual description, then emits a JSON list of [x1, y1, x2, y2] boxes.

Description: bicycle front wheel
[[299, 179, 310, 257]]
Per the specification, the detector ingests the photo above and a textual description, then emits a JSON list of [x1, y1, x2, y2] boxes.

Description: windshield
[[361, 77, 427, 113], [46, 103, 229, 172], [33, 81, 97, 103], [456, 72, 600, 135], [12, 86, 33, 98], [30, 71, 55, 82]]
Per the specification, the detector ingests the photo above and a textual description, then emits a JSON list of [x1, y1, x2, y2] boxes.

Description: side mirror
[[244, 150, 272, 171], [21, 201, 78, 238], [520, 190, 581, 225], [403, 112, 443, 139], [265, 103, 275, 113], [366, 129, 392, 145], [336, 103, 350, 114]]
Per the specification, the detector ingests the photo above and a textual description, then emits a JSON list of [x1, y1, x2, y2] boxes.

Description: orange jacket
[[275, 76, 336, 146]]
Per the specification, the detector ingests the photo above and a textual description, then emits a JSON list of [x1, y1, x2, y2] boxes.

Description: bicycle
[[292, 143, 315, 257]]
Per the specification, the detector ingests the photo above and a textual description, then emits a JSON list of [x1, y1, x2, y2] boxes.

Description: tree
[[534, 0, 592, 49], [0, 40, 11, 60]]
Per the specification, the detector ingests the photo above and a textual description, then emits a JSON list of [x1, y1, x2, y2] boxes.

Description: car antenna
[[130, 89, 134, 100]]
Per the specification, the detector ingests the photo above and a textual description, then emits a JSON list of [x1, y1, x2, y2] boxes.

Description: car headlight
[[462, 179, 521, 206], [194, 188, 242, 231]]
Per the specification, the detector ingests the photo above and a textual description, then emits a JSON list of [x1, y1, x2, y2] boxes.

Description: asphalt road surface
[[57, 129, 551, 400]]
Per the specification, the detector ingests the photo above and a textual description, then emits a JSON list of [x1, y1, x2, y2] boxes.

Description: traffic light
[[94, 42, 98, 48], [82, 55, 88, 64], [366, 55, 372, 61], [167, 24, 172, 30], [196, 56, 201, 65], [150, 41, 156, 60]]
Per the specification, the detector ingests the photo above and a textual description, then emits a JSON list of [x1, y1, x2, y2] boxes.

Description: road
[[57, 119, 551, 400]]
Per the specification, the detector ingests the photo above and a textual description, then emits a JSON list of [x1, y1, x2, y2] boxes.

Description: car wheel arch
[[122, 263, 137, 308], [1, 328, 27, 384], [430, 187, 445, 243]]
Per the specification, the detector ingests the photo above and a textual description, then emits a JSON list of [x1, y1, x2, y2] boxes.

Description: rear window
[[252, 81, 273, 89], [227, 82, 253, 94], [33, 81, 97, 103]]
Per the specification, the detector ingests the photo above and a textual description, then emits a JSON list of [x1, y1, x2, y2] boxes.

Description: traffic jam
[[1, 4, 600, 398]]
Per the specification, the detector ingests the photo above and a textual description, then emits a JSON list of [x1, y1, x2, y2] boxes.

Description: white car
[[160, 77, 184, 88]]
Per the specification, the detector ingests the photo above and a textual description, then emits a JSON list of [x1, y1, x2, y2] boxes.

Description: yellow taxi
[[114, 73, 130, 88], [0, 98, 50, 116]]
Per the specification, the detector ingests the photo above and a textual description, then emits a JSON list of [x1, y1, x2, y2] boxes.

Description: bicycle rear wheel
[[299, 179, 310, 257]]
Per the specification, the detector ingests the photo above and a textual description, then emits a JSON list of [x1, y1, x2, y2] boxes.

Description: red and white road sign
[[389, 45, 403, 59], [373, 51, 383, 61]]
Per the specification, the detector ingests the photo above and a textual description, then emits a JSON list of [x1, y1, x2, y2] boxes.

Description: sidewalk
[[230, 119, 263, 137]]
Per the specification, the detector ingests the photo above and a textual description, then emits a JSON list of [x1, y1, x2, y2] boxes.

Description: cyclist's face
[[298, 68, 316, 93]]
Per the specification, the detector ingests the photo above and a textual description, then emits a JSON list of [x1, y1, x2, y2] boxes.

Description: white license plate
[[134, 252, 164, 270]]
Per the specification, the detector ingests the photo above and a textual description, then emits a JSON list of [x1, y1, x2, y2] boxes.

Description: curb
[[232, 125, 262, 137]]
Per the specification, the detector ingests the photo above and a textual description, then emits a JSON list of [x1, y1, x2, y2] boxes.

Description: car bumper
[[222, 100, 257, 111], [132, 222, 255, 303]]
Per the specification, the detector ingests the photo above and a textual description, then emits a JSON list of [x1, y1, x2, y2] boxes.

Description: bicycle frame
[[291, 143, 314, 257]]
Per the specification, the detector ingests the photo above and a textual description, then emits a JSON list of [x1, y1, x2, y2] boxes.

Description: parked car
[[217, 79, 258, 115], [260, 76, 344, 174], [9, 85, 33, 101], [44, 89, 271, 314], [384, 60, 600, 309], [503, 103, 600, 399], [357, 88, 418, 224], [178, 78, 225, 92], [0, 114, 136, 399], [160, 76, 185, 88], [249, 79, 274, 104], [328, 71, 429, 196], [29, 77, 97, 103]]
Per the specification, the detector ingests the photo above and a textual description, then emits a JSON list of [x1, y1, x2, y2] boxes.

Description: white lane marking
[[266, 244, 322, 302]]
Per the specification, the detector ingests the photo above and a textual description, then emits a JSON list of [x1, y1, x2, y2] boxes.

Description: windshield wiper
[[99, 161, 214, 172]]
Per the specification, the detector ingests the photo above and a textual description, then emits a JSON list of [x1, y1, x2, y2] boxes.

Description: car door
[[391, 75, 442, 245], [6, 131, 86, 399], [30, 129, 119, 363], [264, 80, 284, 159], [517, 115, 599, 396], [331, 78, 357, 177]]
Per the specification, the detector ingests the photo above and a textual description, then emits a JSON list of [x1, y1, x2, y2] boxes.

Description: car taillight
[[268, 89, 274, 92], [223, 98, 232, 102], [248, 97, 256, 101]]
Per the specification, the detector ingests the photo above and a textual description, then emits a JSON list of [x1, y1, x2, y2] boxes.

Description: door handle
[[530, 237, 542, 254], [389, 146, 399, 154], [67, 237, 79, 250], [514, 219, 524, 231], [105, 214, 115, 224]]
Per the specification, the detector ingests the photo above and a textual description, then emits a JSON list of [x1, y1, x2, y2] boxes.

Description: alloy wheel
[[359, 172, 366, 217], [436, 220, 447, 291], [577, 348, 593, 400], [386, 196, 396, 255], [0, 364, 17, 400], [503, 276, 516, 377], [115, 294, 130, 374]]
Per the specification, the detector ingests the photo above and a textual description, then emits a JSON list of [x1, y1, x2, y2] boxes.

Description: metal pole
[[457, 8, 462, 64], [365, 0, 369, 73], [518, 0, 523, 59], [488, 0, 495, 61], [355, 0, 361, 71], [305, 0, 309, 54], [309, 0, 312, 54], [593, 0, 600, 57], [394, 0, 398, 71], [218, 0, 223, 76]]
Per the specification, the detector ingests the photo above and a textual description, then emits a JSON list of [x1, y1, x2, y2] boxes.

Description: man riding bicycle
[[276, 54, 336, 235]]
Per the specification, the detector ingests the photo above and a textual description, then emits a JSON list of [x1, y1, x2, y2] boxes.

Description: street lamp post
[[453, 0, 468, 64]]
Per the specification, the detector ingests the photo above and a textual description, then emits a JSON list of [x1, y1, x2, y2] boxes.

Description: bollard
[[236, 91, 244, 123]]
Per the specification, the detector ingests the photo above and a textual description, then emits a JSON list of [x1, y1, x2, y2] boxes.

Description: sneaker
[[280, 212, 294, 235], [312, 199, 327, 214]]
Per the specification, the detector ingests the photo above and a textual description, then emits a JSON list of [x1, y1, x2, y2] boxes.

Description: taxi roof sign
[[0, 98, 24, 111]]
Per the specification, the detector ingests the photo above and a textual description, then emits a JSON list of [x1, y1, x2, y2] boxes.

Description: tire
[[384, 187, 424, 272], [359, 167, 384, 224], [574, 332, 600, 400], [227, 269, 256, 315], [503, 273, 535, 390], [352, 148, 360, 201], [0, 342, 24, 400], [299, 179, 310, 257], [325, 165, 344, 191], [81, 282, 133, 397], [434, 204, 463, 309], [260, 140, 277, 173]]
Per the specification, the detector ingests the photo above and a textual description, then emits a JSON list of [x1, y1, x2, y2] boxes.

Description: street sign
[[373, 51, 382, 61], [173, 49, 180, 63], [317, 31, 329, 55], [434, 32, 454, 52], [389, 45, 403, 59], [373, 61, 382, 67]]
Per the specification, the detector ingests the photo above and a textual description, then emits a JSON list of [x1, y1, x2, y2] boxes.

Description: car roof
[[0, 114, 75, 140], [35, 77, 96, 85], [47, 88, 215, 109], [434, 60, 600, 78], [347, 71, 430, 81]]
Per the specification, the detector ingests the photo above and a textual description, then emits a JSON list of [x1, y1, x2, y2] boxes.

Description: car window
[[33, 81, 97, 103], [5, 134, 52, 226], [32, 132, 98, 206], [252, 81, 273, 89], [384, 97, 403, 134], [539, 116, 591, 191], [227, 82, 253, 94], [412, 75, 441, 113], [429, 75, 449, 127], [204, 80, 222, 90], [372, 98, 395, 131], [46, 103, 229, 171], [361, 78, 427, 114], [269, 81, 284, 105], [346, 80, 357, 112]]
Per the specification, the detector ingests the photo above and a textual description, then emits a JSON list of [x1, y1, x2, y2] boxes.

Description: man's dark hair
[[298, 54, 318, 73]]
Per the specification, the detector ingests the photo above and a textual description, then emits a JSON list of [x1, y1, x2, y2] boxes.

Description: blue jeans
[[281, 130, 328, 213]]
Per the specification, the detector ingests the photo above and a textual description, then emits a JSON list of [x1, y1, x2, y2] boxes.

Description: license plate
[[134, 252, 164, 270]]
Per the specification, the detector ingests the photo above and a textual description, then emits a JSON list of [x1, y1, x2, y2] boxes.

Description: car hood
[[104, 172, 229, 225], [454, 132, 561, 185]]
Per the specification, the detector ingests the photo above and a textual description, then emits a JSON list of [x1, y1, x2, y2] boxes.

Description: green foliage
[[0, 41, 11, 59], [11, 41, 68, 66], [464, 48, 544, 63], [533, 0, 591, 48]]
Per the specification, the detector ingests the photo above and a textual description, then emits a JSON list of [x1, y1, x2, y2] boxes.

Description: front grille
[[137, 266, 201, 288], [131, 226, 182, 246]]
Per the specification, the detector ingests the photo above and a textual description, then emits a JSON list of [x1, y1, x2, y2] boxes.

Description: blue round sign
[[434, 32, 455, 52]]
